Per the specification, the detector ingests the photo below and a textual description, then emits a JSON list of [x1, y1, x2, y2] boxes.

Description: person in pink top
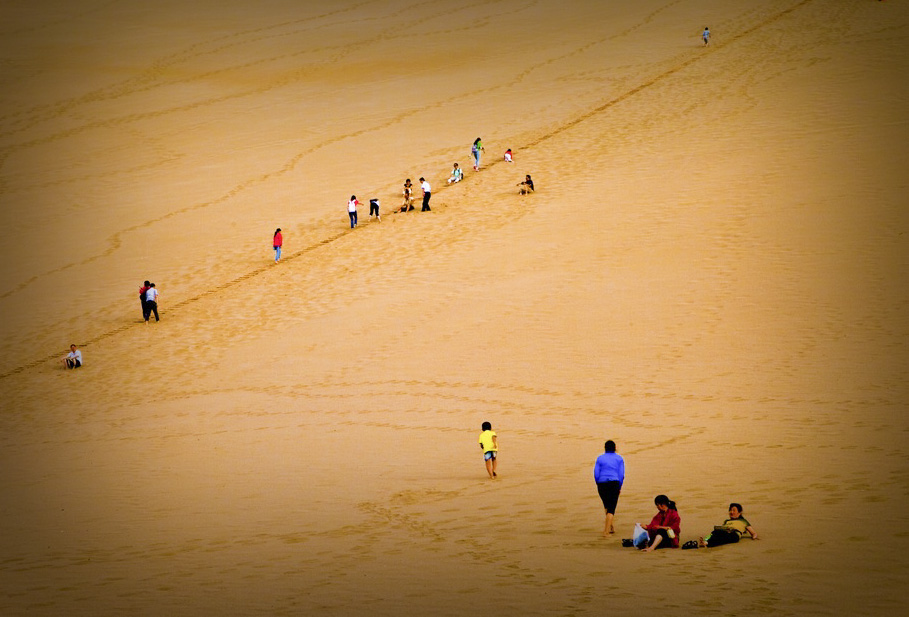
[[641, 494, 681, 551], [348, 195, 360, 228], [273, 228, 283, 263]]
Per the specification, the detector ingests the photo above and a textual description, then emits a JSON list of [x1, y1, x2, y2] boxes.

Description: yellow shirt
[[478, 430, 497, 453]]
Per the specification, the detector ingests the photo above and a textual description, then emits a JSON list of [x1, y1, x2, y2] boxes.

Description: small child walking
[[478, 421, 498, 479]]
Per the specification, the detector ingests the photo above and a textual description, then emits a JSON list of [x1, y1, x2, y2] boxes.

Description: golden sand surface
[[1, 1, 907, 614]]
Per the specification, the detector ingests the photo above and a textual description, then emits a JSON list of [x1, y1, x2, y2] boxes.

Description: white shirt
[[68, 350, 83, 365], [348, 199, 358, 213], [146, 288, 158, 302], [421, 180, 431, 193]]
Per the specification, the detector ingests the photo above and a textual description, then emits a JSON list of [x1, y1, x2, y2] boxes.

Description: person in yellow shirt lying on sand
[[682, 502, 759, 549], [478, 421, 498, 479]]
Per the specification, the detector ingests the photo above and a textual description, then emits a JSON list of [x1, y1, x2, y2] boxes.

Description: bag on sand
[[633, 523, 649, 548]]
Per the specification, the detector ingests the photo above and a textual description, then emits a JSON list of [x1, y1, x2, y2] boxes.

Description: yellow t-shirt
[[478, 430, 497, 453]]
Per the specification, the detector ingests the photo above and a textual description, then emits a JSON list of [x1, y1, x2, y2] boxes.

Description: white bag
[[633, 523, 649, 548]]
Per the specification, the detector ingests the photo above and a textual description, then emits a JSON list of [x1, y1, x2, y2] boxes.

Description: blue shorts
[[484, 451, 497, 461]]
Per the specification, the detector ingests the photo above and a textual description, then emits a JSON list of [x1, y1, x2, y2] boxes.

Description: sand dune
[[1, 1, 907, 615]]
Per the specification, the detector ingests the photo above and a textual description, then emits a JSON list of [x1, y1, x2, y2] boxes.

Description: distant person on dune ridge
[[369, 198, 381, 222], [144, 283, 159, 323], [518, 174, 534, 195], [702, 27, 710, 46], [273, 228, 283, 263], [504, 149, 513, 163], [447, 162, 463, 184], [138, 280, 150, 321], [348, 195, 360, 228], [471, 137, 485, 171], [62, 344, 82, 369], [594, 440, 624, 536], [420, 177, 431, 211], [400, 178, 414, 213]]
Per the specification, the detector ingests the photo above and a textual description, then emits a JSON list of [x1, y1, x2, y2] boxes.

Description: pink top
[[645, 509, 681, 547], [273, 232, 283, 247]]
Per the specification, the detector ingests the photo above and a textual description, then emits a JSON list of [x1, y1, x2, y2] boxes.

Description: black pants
[[706, 528, 740, 547], [145, 301, 159, 322], [422, 192, 431, 211], [140, 298, 147, 320]]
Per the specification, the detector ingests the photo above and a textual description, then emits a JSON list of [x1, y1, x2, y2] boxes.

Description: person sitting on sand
[[63, 344, 83, 369], [641, 494, 681, 551], [504, 149, 513, 163], [400, 179, 414, 213], [518, 174, 534, 195], [682, 502, 758, 549], [447, 162, 463, 184]]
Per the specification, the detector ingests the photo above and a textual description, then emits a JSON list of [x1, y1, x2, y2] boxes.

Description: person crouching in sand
[[518, 174, 534, 195], [478, 421, 498, 479]]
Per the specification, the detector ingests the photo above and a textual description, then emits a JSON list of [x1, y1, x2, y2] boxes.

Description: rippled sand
[[1, 1, 907, 615]]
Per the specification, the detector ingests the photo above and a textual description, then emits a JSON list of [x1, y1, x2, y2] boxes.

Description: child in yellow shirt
[[478, 421, 498, 479]]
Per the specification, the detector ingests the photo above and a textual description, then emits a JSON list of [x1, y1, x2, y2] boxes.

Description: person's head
[[274, 228, 281, 235], [144, 280, 150, 286], [150, 283, 155, 288], [604, 440, 616, 453], [654, 494, 676, 511], [405, 178, 411, 184], [506, 149, 511, 153], [453, 162, 459, 168], [70, 344, 77, 351], [481, 421, 492, 431], [526, 174, 532, 181], [419, 177, 425, 182], [351, 195, 356, 201], [474, 137, 481, 144], [728, 503, 744, 518]]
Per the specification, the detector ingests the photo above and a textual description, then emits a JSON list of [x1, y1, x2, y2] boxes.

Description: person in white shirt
[[63, 344, 83, 369], [348, 195, 360, 228], [702, 27, 710, 46], [145, 283, 160, 323], [420, 177, 431, 211]]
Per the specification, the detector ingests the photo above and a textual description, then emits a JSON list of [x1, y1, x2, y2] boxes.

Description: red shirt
[[139, 285, 150, 299], [273, 232, 283, 247], [645, 509, 681, 547]]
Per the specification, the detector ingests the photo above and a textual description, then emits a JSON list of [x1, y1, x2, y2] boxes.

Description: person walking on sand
[[471, 137, 485, 171], [62, 344, 83, 369], [400, 178, 414, 212], [144, 283, 159, 323], [594, 440, 625, 536], [348, 195, 360, 228], [702, 27, 710, 46], [273, 228, 283, 263], [478, 421, 498, 479], [138, 280, 150, 321], [419, 177, 432, 211]]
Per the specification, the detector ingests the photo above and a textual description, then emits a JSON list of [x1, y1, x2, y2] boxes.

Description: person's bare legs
[[485, 458, 494, 479], [491, 455, 497, 478], [603, 512, 615, 536], [642, 535, 663, 552]]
